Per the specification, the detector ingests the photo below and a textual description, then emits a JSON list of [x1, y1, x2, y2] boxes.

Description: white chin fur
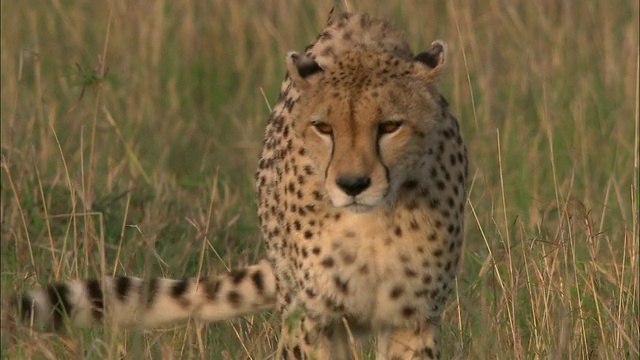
[[329, 195, 381, 213]]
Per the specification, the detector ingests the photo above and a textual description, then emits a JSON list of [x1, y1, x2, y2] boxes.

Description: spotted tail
[[12, 260, 276, 331]]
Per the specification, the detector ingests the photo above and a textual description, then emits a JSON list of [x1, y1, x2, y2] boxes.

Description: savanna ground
[[1, 0, 638, 359]]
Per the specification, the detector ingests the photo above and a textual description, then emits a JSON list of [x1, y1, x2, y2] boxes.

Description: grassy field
[[1, 0, 638, 359]]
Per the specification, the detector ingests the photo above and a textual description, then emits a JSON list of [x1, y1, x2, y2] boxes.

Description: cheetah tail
[[9, 260, 276, 331]]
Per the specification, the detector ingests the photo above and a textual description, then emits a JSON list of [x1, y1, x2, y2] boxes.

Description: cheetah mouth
[[330, 191, 388, 213], [343, 202, 376, 213], [327, 185, 389, 212]]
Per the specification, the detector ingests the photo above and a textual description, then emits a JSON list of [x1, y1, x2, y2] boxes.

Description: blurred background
[[1, 1, 637, 358]]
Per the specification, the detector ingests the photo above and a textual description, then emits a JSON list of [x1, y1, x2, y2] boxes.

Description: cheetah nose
[[336, 175, 371, 196]]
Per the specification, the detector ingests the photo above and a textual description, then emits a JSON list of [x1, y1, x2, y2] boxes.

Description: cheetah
[[10, 12, 468, 359]]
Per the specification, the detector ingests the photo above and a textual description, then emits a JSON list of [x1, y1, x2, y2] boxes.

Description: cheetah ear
[[325, 6, 336, 25], [414, 40, 447, 81], [286, 52, 324, 89]]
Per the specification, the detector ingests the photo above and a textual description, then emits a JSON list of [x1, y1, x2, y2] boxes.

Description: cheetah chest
[[288, 206, 460, 326]]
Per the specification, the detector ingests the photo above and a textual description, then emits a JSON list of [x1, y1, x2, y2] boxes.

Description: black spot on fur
[[230, 269, 248, 284], [305, 288, 317, 298], [321, 257, 335, 268], [293, 345, 303, 360], [409, 219, 420, 230], [390, 285, 404, 299], [115, 276, 131, 302], [402, 305, 416, 318], [341, 252, 356, 264], [251, 271, 265, 295], [404, 267, 418, 277], [334, 276, 349, 293], [227, 290, 242, 308], [205, 279, 221, 301], [394, 226, 403, 237], [47, 283, 72, 330], [421, 347, 436, 359], [171, 279, 189, 298], [146, 278, 159, 307], [359, 264, 369, 274], [429, 199, 440, 209], [86, 279, 104, 320], [431, 289, 441, 299], [402, 180, 418, 190], [17, 294, 34, 323], [406, 200, 419, 210], [324, 297, 345, 312]]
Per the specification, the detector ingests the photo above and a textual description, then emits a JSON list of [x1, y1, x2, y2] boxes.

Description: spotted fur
[[11, 12, 467, 360]]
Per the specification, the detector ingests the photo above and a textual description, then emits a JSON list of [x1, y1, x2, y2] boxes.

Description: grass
[[1, 0, 638, 358]]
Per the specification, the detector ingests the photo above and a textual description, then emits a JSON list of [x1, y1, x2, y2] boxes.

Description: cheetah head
[[287, 41, 448, 213]]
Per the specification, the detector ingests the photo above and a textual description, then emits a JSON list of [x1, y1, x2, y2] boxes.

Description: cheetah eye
[[378, 120, 404, 135], [312, 121, 333, 135]]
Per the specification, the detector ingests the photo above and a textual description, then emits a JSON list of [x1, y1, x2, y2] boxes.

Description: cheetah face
[[287, 42, 448, 212]]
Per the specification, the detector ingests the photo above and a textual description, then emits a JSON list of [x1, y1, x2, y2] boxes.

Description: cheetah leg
[[376, 322, 441, 360], [277, 312, 351, 360]]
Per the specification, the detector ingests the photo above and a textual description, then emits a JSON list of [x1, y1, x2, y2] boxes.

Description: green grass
[[1, 0, 638, 359]]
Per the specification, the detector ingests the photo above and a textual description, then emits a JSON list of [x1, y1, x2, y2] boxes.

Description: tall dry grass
[[1, 0, 637, 358]]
